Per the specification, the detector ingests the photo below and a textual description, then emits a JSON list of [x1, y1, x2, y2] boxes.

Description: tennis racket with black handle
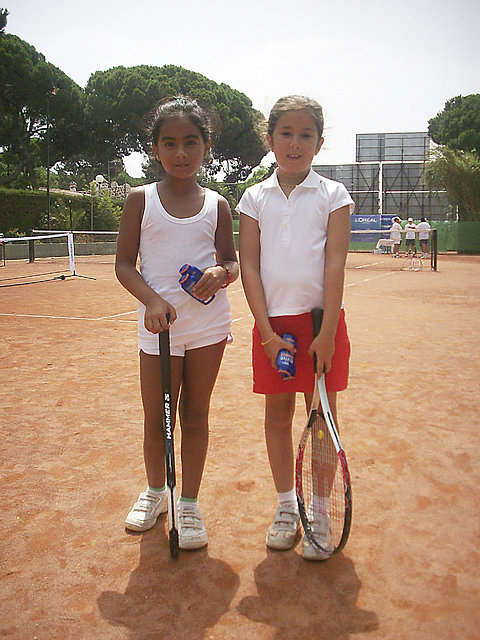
[[159, 315, 179, 558], [295, 307, 352, 558]]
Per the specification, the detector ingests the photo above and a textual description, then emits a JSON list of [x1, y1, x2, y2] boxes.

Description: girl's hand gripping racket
[[159, 315, 179, 559], [295, 307, 352, 558]]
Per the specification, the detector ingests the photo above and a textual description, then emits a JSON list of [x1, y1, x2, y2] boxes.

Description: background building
[[314, 132, 449, 221]]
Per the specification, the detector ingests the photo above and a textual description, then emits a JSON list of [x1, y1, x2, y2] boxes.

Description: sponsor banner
[[351, 215, 380, 231]]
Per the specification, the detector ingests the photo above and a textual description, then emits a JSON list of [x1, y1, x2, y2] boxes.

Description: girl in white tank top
[[115, 96, 239, 551]]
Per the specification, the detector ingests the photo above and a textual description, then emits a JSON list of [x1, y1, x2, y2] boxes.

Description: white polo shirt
[[390, 221, 402, 242], [416, 221, 431, 240], [236, 169, 354, 317], [405, 223, 417, 240]]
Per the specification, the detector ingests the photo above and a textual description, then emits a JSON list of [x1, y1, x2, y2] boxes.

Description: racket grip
[[311, 308, 324, 374], [311, 308, 324, 337]]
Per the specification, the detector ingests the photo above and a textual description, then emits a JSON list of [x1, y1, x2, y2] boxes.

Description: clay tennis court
[[1, 251, 479, 639]]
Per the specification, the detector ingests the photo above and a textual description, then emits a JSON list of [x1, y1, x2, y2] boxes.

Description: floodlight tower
[[46, 87, 59, 230]]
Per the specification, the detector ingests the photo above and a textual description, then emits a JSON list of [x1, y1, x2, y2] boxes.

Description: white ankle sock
[[146, 486, 165, 499], [277, 489, 297, 509]]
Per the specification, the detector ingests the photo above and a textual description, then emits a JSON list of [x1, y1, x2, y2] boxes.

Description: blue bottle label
[[178, 264, 215, 305], [277, 334, 296, 380]]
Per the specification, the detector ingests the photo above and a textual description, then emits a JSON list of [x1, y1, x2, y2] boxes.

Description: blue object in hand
[[179, 264, 215, 305], [277, 334, 296, 380]]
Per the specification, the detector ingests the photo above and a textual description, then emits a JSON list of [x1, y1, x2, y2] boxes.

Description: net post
[[431, 229, 438, 271], [67, 232, 75, 274], [28, 239, 35, 263]]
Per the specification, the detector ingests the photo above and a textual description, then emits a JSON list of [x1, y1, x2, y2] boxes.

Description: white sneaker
[[125, 490, 167, 532], [178, 502, 208, 550], [266, 504, 300, 550], [302, 513, 334, 561]]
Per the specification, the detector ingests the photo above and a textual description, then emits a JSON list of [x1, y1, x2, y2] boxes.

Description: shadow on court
[[97, 523, 240, 640], [237, 551, 378, 639]]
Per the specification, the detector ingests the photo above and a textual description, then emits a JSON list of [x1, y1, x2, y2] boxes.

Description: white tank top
[[137, 182, 231, 349]]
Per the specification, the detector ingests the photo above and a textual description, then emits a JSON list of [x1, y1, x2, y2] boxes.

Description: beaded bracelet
[[216, 263, 232, 288], [261, 333, 276, 346]]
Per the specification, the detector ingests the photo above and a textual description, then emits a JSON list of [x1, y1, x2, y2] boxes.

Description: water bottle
[[276, 334, 296, 380], [178, 264, 215, 305]]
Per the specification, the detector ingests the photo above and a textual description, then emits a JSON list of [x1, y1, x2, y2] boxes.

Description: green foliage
[[0, 30, 266, 193], [426, 148, 480, 222], [115, 170, 147, 188], [0, 34, 86, 189], [93, 191, 122, 230], [243, 163, 276, 189], [84, 65, 266, 181], [0, 7, 8, 32], [0, 187, 123, 234], [199, 163, 276, 217], [428, 94, 480, 153], [0, 188, 47, 234], [49, 199, 88, 231]]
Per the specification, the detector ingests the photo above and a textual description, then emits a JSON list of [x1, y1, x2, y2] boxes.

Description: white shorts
[[138, 287, 232, 357]]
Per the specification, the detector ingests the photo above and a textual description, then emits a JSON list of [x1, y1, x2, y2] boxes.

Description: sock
[[312, 495, 329, 516], [178, 496, 198, 510], [146, 486, 166, 499], [277, 489, 297, 510]]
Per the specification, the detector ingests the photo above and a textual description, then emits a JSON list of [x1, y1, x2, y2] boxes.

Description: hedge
[[0, 188, 121, 235]]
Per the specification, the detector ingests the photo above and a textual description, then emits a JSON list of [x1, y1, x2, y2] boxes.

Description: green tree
[[0, 7, 8, 33], [84, 65, 266, 182], [0, 34, 86, 188], [93, 191, 122, 230], [426, 148, 480, 221], [428, 94, 480, 153]]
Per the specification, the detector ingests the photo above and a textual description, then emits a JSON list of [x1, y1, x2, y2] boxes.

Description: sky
[[5, 0, 480, 177]]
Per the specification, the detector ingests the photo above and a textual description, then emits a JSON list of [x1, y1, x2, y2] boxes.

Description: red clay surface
[[1, 252, 479, 639]]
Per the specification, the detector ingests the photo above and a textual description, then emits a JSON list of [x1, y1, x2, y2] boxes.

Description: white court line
[[96, 310, 137, 320], [0, 312, 136, 322], [354, 261, 383, 269], [345, 271, 394, 287], [232, 313, 252, 323], [2, 274, 391, 323], [0, 310, 252, 323]]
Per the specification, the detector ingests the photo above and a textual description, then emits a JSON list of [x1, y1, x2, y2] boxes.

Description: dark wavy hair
[[150, 95, 212, 145]]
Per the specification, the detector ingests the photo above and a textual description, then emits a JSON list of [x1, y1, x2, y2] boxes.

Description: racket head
[[295, 307, 352, 558], [295, 394, 352, 557]]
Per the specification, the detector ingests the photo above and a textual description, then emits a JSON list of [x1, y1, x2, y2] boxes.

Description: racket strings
[[301, 412, 346, 550]]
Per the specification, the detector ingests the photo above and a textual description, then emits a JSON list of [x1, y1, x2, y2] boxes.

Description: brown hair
[[267, 95, 324, 139]]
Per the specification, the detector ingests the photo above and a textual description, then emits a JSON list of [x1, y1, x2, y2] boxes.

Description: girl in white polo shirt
[[237, 95, 354, 560], [116, 96, 238, 550]]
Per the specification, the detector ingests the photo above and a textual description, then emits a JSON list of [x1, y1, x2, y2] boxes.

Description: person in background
[[405, 217, 417, 256], [416, 217, 431, 258], [389, 216, 402, 258]]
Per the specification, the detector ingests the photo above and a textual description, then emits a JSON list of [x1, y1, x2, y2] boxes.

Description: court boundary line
[[0, 273, 394, 323], [0, 311, 253, 323]]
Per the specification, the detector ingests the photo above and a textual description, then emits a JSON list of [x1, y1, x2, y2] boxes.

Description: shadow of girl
[[97, 525, 240, 640], [237, 551, 378, 640]]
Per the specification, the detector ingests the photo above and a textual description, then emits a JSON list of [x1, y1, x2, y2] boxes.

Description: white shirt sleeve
[[236, 187, 259, 221]]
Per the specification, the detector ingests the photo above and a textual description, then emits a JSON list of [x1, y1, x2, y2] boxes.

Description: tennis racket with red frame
[[295, 307, 352, 558], [159, 316, 179, 559]]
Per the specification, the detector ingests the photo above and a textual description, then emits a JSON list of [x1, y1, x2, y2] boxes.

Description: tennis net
[[31, 230, 119, 265], [348, 228, 438, 271], [0, 232, 76, 287]]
